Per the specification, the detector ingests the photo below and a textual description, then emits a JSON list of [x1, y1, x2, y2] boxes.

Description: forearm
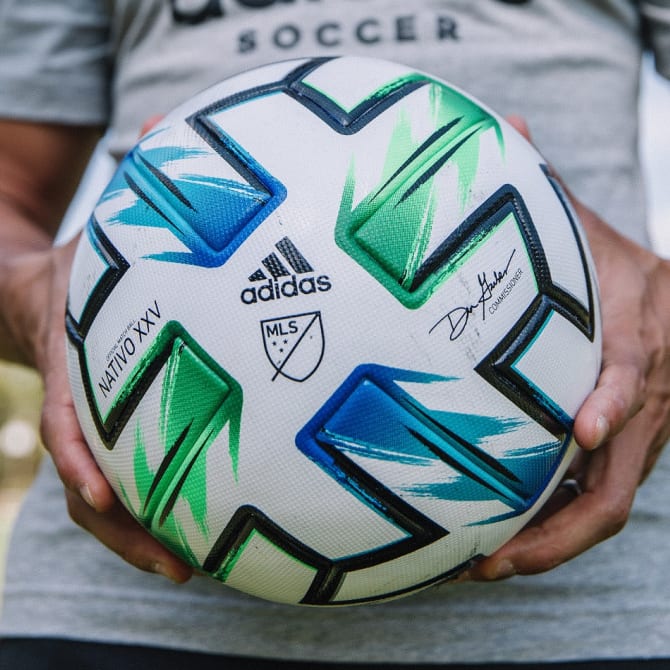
[[0, 197, 55, 366], [0, 120, 102, 367]]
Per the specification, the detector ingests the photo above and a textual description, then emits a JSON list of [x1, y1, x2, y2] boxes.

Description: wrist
[[0, 248, 52, 369]]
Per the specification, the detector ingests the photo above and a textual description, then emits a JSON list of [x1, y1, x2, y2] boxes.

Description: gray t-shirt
[[1, 0, 669, 663]]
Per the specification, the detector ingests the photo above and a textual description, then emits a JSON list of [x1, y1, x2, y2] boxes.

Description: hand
[[468, 119, 670, 580], [8, 240, 193, 583], [0, 119, 192, 583]]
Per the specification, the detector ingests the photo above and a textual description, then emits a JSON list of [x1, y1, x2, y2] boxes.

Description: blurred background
[[0, 58, 669, 595], [0, 365, 42, 588]]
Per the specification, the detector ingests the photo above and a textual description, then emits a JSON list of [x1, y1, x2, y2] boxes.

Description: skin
[[0, 115, 668, 585]]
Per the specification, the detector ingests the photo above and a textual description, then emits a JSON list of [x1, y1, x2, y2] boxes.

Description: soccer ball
[[66, 56, 601, 606]]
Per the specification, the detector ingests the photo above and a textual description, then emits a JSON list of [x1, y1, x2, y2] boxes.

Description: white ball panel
[[66, 55, 601, 606]]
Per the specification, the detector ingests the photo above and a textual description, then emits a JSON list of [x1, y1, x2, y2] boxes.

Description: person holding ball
[[0, 1, 669, 668]]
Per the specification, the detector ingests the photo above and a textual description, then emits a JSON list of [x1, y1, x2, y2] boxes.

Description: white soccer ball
[[66, 56, 601, 606]]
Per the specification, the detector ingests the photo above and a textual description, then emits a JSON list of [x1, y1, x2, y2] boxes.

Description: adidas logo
[[240, 237, 332, 305]]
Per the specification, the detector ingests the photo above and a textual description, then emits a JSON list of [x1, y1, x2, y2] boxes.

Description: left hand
[[468, 120, 670, 580], [8, 239, 195, 583]]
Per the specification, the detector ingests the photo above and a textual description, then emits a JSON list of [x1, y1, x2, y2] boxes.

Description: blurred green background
[[0, 362, 44, 593]]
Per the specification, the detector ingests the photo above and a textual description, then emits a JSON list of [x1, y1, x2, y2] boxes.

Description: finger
[[573, 357, 645, 450], [505, 114, 532, 141], [140, 114, 164, 137], [39, 239, 117, 511], [65, 490, 193, 584], [565, 447, 590, 479], [573, 240, 649, 449], [525, 449, 591, 526], [469, 422, 646, 580], [519, 474, 584, 527], [40, 373, 117, 512]]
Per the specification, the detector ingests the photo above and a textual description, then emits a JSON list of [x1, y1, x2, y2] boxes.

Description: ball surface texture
[[66, 56, 601, 606]]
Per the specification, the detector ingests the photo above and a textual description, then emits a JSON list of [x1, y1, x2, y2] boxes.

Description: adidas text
[[241, 274, 332, 304]]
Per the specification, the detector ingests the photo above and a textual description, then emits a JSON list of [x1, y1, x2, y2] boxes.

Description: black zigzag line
[[187, 56, 429, 145], [415, 182, 587, 441], [475, 295, 571, 441], [142, 421, 192, 518], [66, 217, 137, 449], [185, 59, 331, 192], [202, 504, 331, 580], [202, 494, 447, 606], [66, 215, 130, 342], [137, 153, 194, 210], [411, 184, 550, 296], [462, 183, 587, 440], [326, 554, 481, 607], [472, 169, 596, 443], [67, 319, 178, 451], [299, 436, 447, 604], [540, 164, 596, 342], [285, 64, 428, 136]]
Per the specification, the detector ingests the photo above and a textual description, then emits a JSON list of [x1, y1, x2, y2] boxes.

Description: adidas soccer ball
[[66, 56, 601, 606]]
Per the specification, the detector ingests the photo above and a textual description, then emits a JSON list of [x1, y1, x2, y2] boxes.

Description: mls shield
[[261, 311, 325, 382]]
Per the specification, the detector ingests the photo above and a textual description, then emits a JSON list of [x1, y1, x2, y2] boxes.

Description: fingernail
[[79, 484, 96, 509], [594, 415, 610, 448], [153, 562, 182, 584], [494, 560, 516, 580]]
